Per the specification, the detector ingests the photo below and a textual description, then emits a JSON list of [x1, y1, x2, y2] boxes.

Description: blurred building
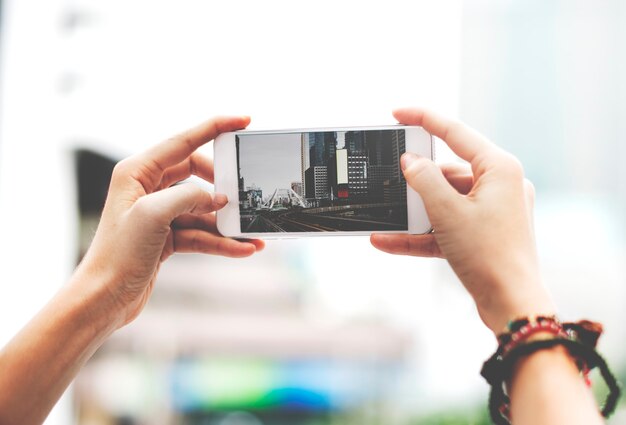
[[73, 151, 414, 425], [1, 1, 624, 425]]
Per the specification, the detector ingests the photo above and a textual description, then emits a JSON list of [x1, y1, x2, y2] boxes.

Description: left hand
[[77, 116, 264, 327], [370, 108, 553, 333]]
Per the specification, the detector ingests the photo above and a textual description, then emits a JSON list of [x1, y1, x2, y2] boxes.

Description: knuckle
[[215, 238, 227, 254], [163, 134, 181, 147], [428, 241, 441, 258], [111, 157, 135, 180], [190, 232, 203, 252], [523, 178, 536, 202], [212, 117, 225, 133], [162, 133, 194, 158], [181, 135, 195, 152], [496, 151, 524, 179], [188, 154, 199, 176], [181, 183, 205, 200], [405, 157, 436, 181], [444, 120, 466, 142], [179, 183, 212, 212]]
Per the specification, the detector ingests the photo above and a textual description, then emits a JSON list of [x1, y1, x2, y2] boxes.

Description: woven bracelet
[[481, 337, 621, 425]]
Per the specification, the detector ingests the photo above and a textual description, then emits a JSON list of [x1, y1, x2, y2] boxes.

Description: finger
[[142, 115, 250, 173], [132, 183, 227, 225], [173, 229, 258, 258], [440, 163, 474, 195], [440, 162, 471, 177], [235, 238, 266, 251], [172, 213, 217, 234], [524, 178, 536, 234], [393, 108, 496, 163], [523, 178, 536, 211], [159, 152, 214, 189], [173, 212, 219, 231], [370, 233, 442, 258], [173, 213, 266, 252], [401, 153, 462, 215]]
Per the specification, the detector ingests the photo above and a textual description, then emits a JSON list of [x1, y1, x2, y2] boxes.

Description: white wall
[[459, 0, 626, 369], [0, 1, 77, 423], [0, 1, 467, 423]]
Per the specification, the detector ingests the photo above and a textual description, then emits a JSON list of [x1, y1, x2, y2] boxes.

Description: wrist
[[66, 260, 127, 338], [508, 344, 603, 425], [477, 269, 555, 334], [481, 317, 616, 425], [490, 295, 557, 335], [505, 330, 573, 388], [510, 342, 576, 384]]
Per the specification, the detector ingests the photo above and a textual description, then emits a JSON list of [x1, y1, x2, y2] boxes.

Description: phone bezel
[[214, 125, 433, 238]]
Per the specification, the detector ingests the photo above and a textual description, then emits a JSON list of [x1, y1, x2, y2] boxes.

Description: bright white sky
[[238, 133, 302, 196]]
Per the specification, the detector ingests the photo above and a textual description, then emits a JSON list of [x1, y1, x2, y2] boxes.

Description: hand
[[371, 108, 555, 333], [77, 116, 264, 328]]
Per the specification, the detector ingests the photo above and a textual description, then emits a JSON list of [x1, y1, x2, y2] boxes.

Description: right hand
[[75, 115, 264, 329], [371, 108, 555, 334]]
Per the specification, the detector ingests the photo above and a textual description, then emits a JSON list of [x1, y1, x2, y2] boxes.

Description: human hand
[[371, 108, 555, 333], [77, 116, 264, 328]]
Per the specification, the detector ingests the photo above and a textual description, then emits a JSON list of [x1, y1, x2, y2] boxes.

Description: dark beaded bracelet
[[481, 337, 621, 425]]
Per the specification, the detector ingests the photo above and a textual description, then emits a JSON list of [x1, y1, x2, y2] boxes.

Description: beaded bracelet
[[499, 315, 569, 355], [480, 316, 621, 425]]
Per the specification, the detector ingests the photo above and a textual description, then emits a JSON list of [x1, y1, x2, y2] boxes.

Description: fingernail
[[213, 193, 228, 206], [401, 152, 420, 171]]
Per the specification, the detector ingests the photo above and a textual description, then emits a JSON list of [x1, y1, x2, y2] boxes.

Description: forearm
[[0, 269, 120, 425], [509, 346, 604, 425]]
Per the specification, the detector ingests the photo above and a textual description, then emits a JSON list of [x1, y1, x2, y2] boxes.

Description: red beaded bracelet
[[481, 316, 621, 425], [501, 318, 568, 355]]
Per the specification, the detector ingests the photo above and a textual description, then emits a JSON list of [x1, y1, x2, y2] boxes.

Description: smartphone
[[214, 125, 433, 238]]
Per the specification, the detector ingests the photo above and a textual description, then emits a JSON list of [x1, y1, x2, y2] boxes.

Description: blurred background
[[0, 1, 624, 424]]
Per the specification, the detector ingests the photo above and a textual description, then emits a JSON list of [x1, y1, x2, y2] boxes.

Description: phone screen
[[235, 129, 408, 233]]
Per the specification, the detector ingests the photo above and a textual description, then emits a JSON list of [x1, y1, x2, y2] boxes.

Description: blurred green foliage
[[410, 407, 491, 425]]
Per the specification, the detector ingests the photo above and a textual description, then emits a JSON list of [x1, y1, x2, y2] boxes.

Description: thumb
[[402, 153, 461, 214], [133, 183, 228, 225]]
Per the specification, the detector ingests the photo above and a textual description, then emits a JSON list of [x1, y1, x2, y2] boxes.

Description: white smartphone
[[214, 125, 433, 238]]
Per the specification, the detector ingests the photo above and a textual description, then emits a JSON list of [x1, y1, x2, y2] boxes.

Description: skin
[[371, 108, 603, 425], [0, 110, 604, 425], [0, 116, 264, 425]]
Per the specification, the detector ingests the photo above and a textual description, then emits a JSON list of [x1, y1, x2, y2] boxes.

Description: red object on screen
[[338, 189, 349, 198]]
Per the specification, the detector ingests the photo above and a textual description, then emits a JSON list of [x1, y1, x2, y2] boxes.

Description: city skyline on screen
[[236, 129, 408, 233]]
